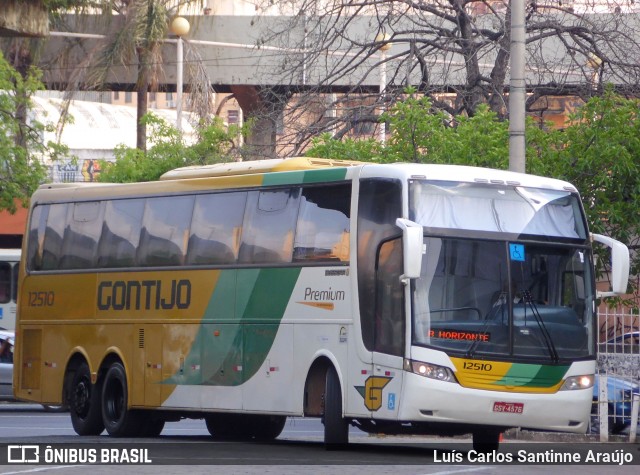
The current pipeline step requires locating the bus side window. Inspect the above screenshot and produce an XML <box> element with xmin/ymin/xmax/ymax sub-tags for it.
<box><xmin>97</xmin><ymin>199</ymin><xmax>145</xmax><ymax>268</ymax></box>
<box><xmin>0</xmin><ymin>262</ymin><xmax>11</xmax><ymax>304</ymax></box>
<box><xmin>41</xmin><ymin>204</ymin><xmax>69</xmax><ymax>271</ymax></box>
<box><xmin>27</xmin><ymin>205</ymin><xmax>49</xmax><ymax>271</ymax></box>
<box><xmin>293</xmin><ymin>184</ymin><xmax>351</xmax><ymax>262</ymax></box>
<box><xmin>186</xmin><ymin>192</ymin><xmax>247</xmax><ymax>266</ymax></box>
<box><xmin>59</xmin><ymin>201</ymin><xmax>104</xmax><ymax>269</ymax></box>
<box><xmin>138</xmin><ymin>196</ymin><xmax>194</xmax><ymax>267</ymax></box>
<box><xmin>11</xmin><ymin>263</ymin><xmax>18</xmax><ymax>302</ymax></box>
<box><xmin>239</xmin><ymin>188</ymin><xmax>301</xmax><ymax>264</ymax></box>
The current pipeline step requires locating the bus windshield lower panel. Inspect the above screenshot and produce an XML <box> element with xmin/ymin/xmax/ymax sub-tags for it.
<box><xmin>412</xmin><ymin>237</ymin><xmax>595</xmax><ymax>361</ymax></box>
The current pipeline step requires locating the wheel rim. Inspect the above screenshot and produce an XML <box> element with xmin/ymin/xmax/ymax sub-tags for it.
<box><xmin>73</xmin><ymin>377</ymin><xmax>91</xmax><ymax>419</ymax></box>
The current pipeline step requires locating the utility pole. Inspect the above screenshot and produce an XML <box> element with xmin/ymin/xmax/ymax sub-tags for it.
<box><xmin>509</xmin><ymin>0</ymin><xmax>526</xmax><ymax>173</ymax></box>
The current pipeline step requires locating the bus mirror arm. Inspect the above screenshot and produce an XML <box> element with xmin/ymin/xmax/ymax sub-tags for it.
<box><xmin>591</xmin><ymin>233</ymin><xmax>630</xmax><ymax>298</ymax></box>
<box><xmin>396</xmin><ymin>218</ymin><xmax>424</xmax><ymax>284</ymax></box>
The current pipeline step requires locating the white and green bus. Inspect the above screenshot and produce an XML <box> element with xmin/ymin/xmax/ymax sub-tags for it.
<box><xmin>0</xmin><ymin>248</ymin><xmax>20</xmax><ymax>331</ymax></box>
<box><xmin>14</xmin><ymin>157</ymin><xmax>629</xmax><ymax>449</ymax></box>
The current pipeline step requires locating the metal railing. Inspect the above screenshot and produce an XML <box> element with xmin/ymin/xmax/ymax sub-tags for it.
<box><xmin>594</xmin><ymin>308</ymin><xmax>640</xmax><ymax>441</ymax></box>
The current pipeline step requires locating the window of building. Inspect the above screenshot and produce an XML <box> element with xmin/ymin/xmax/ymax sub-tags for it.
<box><xmin>228</xmin><ymin>110</ymin><xmax>239</xmax><ymax>125</ymax></box>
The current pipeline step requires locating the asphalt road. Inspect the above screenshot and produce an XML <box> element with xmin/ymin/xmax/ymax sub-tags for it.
<box><xmin>0</xmin><ymin>402</ymin><xmax>638</xmax><ymax>474</ymax></box>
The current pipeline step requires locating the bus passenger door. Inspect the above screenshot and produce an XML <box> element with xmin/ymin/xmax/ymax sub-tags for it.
<box><xmin>370</xmin><ymin>238</ymin><xmax>405</xmax><ymax>419</ymax></box>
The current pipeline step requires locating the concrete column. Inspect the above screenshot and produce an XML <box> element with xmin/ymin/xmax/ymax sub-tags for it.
<box><xmin>230</xmin><ymin>85</ymin><xmax>290</xmax><ymax>160</ymax></box>
<box><xmin>0</xmin><ymin>0</ymin><xmax>48</xmax><ymax>37</ymax></box>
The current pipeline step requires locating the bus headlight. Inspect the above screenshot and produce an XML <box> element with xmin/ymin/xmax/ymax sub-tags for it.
<box><xmin>404</xmin><ymin>359</ymin><xmax>456</xmax><ymax>383</ymax></box>
<box><xmin>561</xmin><ymin>374</ymin><xmax>594</xmax><ymax>391</ymax></box>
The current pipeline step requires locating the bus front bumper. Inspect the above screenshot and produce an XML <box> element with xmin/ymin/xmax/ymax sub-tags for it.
<box><xmin>398</xmin><ymin>372</ymin><xmax>592</xmax><ymax>433</ymax></box>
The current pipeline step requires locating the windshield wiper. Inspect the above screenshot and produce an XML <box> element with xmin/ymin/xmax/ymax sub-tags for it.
<box><xmin>521</xmin><ymin>290</ymin><xmax>559</xmax><ymax>362</ymax></box>
<box><xmin>466</xmin><ymin>292</ymin><xmax>506</xmax><ymax>358</ymax></box>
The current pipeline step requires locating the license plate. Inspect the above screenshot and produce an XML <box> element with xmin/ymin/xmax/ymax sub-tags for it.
<box><xmin>493</xmin><ymin>401</ymin><xmax>524</xmax><ymax>414</ymax></box>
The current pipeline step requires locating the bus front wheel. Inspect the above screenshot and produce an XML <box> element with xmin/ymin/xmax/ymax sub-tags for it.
<box><xmin>323</xmin><ymin>366</ymin><xmax>348</xmax><ymax>449</ymax></box>
<box><xmin>472</xmin><ymin>428</ymin><xmax>501</xmax><ymax>453</ymax></box>
<box><xmin>69</xmin><ymin>362</ymin><xmax>104</xmax><ymax>435</ymax></box>
<box><xmin>101</xmin><ymin>362</ymin><xmax>142</xmax><ymax>437</ymax></box>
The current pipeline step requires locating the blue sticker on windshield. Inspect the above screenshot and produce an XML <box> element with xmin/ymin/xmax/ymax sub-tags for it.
<box><xmin>509</xmin><ymin>244</ymin><xmax>525</xmax><ymax>261</ymax></box>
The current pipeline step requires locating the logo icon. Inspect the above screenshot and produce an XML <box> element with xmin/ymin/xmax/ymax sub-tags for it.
<box><xmin>355</xmin><ymin>376</ymin><xmax>392</xmax><ymax>411</ymax></box>
<box><xmin>8</xmin><ymin>445</ymin><xmax>40</xmax><ymax>464</ymax></box>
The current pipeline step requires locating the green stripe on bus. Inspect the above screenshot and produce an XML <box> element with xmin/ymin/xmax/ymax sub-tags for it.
<box><xmin>262</xmin><ymin>168</ymin><xmax>348</xmax><ymax>186</ymax></box>
<box><xmin>303</xmin><ymin>168</ymin><xmax>349</xmax><ymax>183</ymax></box>
<box><xmin>165</xmin><ymin>267</ymin><xmax>301</xmax><ymax>387</ymax></box>
<box><xmin>495</xmin><ymin>363</ymin><xmax>569</xmax><ymax>388</ymax></box>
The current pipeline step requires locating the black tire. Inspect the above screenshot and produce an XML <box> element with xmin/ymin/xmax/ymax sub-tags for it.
<box><xmin>101</xmin><ymin>362</ymin><xmax>142</xmax><ymax>437</ymax></box>
<box><xmin>205</xmin><ymin>413</ymin><xmax>256</xmax><ymax>440</ymax></box>
<box><xmin>323</xmin><ymin>366</ymin><xmax>348</xmax><ymax>449</ymax></box>
<box><xmin>472</xmin><ymin>428</ymin><xmax>501</xmax><ymax>453</ymax></box>
<box><xmin>69</xmin><ymin>362</ymin><xmax>104</xmax><ymax>436</ymax></box>
<box><xmin>250</xmin><ymin>415</ymin><xmax>287</xmax><ymax>440</ymax></box>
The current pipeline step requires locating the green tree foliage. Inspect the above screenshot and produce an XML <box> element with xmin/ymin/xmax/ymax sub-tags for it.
<box><xmin>543</xmin><ymin>89</ymin><xmax>640</xmax><ymax>285</ymax></box>
<box><xmin>0</xmin><ymin>51</ymin><xmax>66</xmax><ymax>212</ymax></box>
<box><xmin>307</xmin><ymin>87</ymin><xmax>639</xmax><ymax>294</ymax></box>
<box><xmin>309</xmin><ymin>88</ymin><xmax>537</xmax><ymax>170</ymax></box>
<box><xmin>98</xmin><ymin>113</ymin><xmax>244</xmax><ymax>183</ymax></box>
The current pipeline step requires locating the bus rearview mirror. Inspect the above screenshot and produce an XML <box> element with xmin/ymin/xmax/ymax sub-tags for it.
<box><xmin>396</xmin><ymin>218</ymin><xmax>423</xmax><ymax>283</ymax></box>
<box><xmin>591</xmin><ymin>233</ymin><xmax>630</xmax><ymax>297</ymax></box>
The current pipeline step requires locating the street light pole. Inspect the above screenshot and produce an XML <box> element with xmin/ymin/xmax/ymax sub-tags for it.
<box><xmin>171</xmin><ymin>16</ymin><xmax>190</xmax><ymax>132</ymax></box>
<box><xmin>508</xmin><ymin>0</ymin><xmax>526</xmax><ymax>173</ymax></box>
<box><xmin>376</xmin><ymin>33</ymin><xmax>392</xmax><ymax>144</ymax></box>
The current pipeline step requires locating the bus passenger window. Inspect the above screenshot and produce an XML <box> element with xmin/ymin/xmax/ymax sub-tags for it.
<box><xmin>97</xmin><ymin>199</ymin><xmax>145</xmax><ymax>268</ymax></box>
<box><xmin>11</xmin><ymin>264</ymin><xmax>18</xmax><ymax>302</ymax></box>
<box><xmin>0</xmin><ymin>263</ymin><xmax>11</xmax><ymax>303</ymax></box>
<box><xmin>239</xmin><ymin>189</ymin><xmax>301</xmax><ymax>264</ymax></box>
<box><xmin>60</xmin><ymin>201</ymin><xmax>104</xmax><ymax>269</ymax></box>
<box><xmin>27</xmin><ymin>205</ymin><xmax>48</xmax><ymax>271</ymax></box>
<box><xmin>41</xmin><ymin>204</ymin><xmax>69</xmax><ymax>270</ymax></box>
<box><xmin>186</xmin><ymin>192</ymin><xmax>247</xmax><ymax>265</ymax></box>
<box><xmin>293</xmin><ymin>184</ymin><xmax>351</xmax><ymax>262</ymax></box>
<box><xmin>138</xmin><ymin>196</ymin><xmax>194</xmax><ymax>267</ymax></box>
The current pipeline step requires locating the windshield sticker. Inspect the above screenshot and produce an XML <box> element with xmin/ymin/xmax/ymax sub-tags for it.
<box><xmin>509</xmin><ymin>243</ymin><xmax>525</xmax><ymax>262</ymax></box>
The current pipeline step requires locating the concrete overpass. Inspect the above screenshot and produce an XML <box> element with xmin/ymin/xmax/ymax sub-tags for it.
<box><xmin>4</xmin><ymin>9</ymin><xmax>640</xmax><ymax>157</ymax></box>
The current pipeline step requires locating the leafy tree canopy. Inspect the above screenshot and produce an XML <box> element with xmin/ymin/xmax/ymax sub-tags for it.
<box><xmin>97</xmin><ymin>113</ymin><xmax>245</xmax><ymax>183</ymax></box>
<box><xmin>0</xmin><ymin>51</ymin><xmax>67</xmax><ymax>212</ymax></box>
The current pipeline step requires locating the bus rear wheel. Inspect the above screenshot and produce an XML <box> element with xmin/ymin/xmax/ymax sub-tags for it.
<box><xmin>205</xmin><ymin>413</ymin><xmax>249</xmax><ymax>439</ymax></box>
<box><xmin>69</xmin><ymin>362</ymin><xmax>104</xmax><ymax>435</ymax></box>
<box><xmin>251</xmin><ymin>415</ymin><xmax>287</xmax><ymax>440</ymax></box>
<box><xmin>101</xmin><ymin>362</ymin><xmax>142</xmax><ymax>437</ymax></box>
<box><xmin>323</xmin><ymin>366</ymin><xmax>348</xmax><ymax>450</ymax></box>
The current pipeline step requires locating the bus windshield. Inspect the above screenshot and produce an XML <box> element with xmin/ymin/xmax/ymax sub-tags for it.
<box><xmin>409</xmin><ymin>181</ymin><xmax>595</xmax><ymax>361</ymax></box>
<box><xmin>409</xmin><ymin>180</ymin><xmax>587</xmax><ymax>239</ymax></box>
